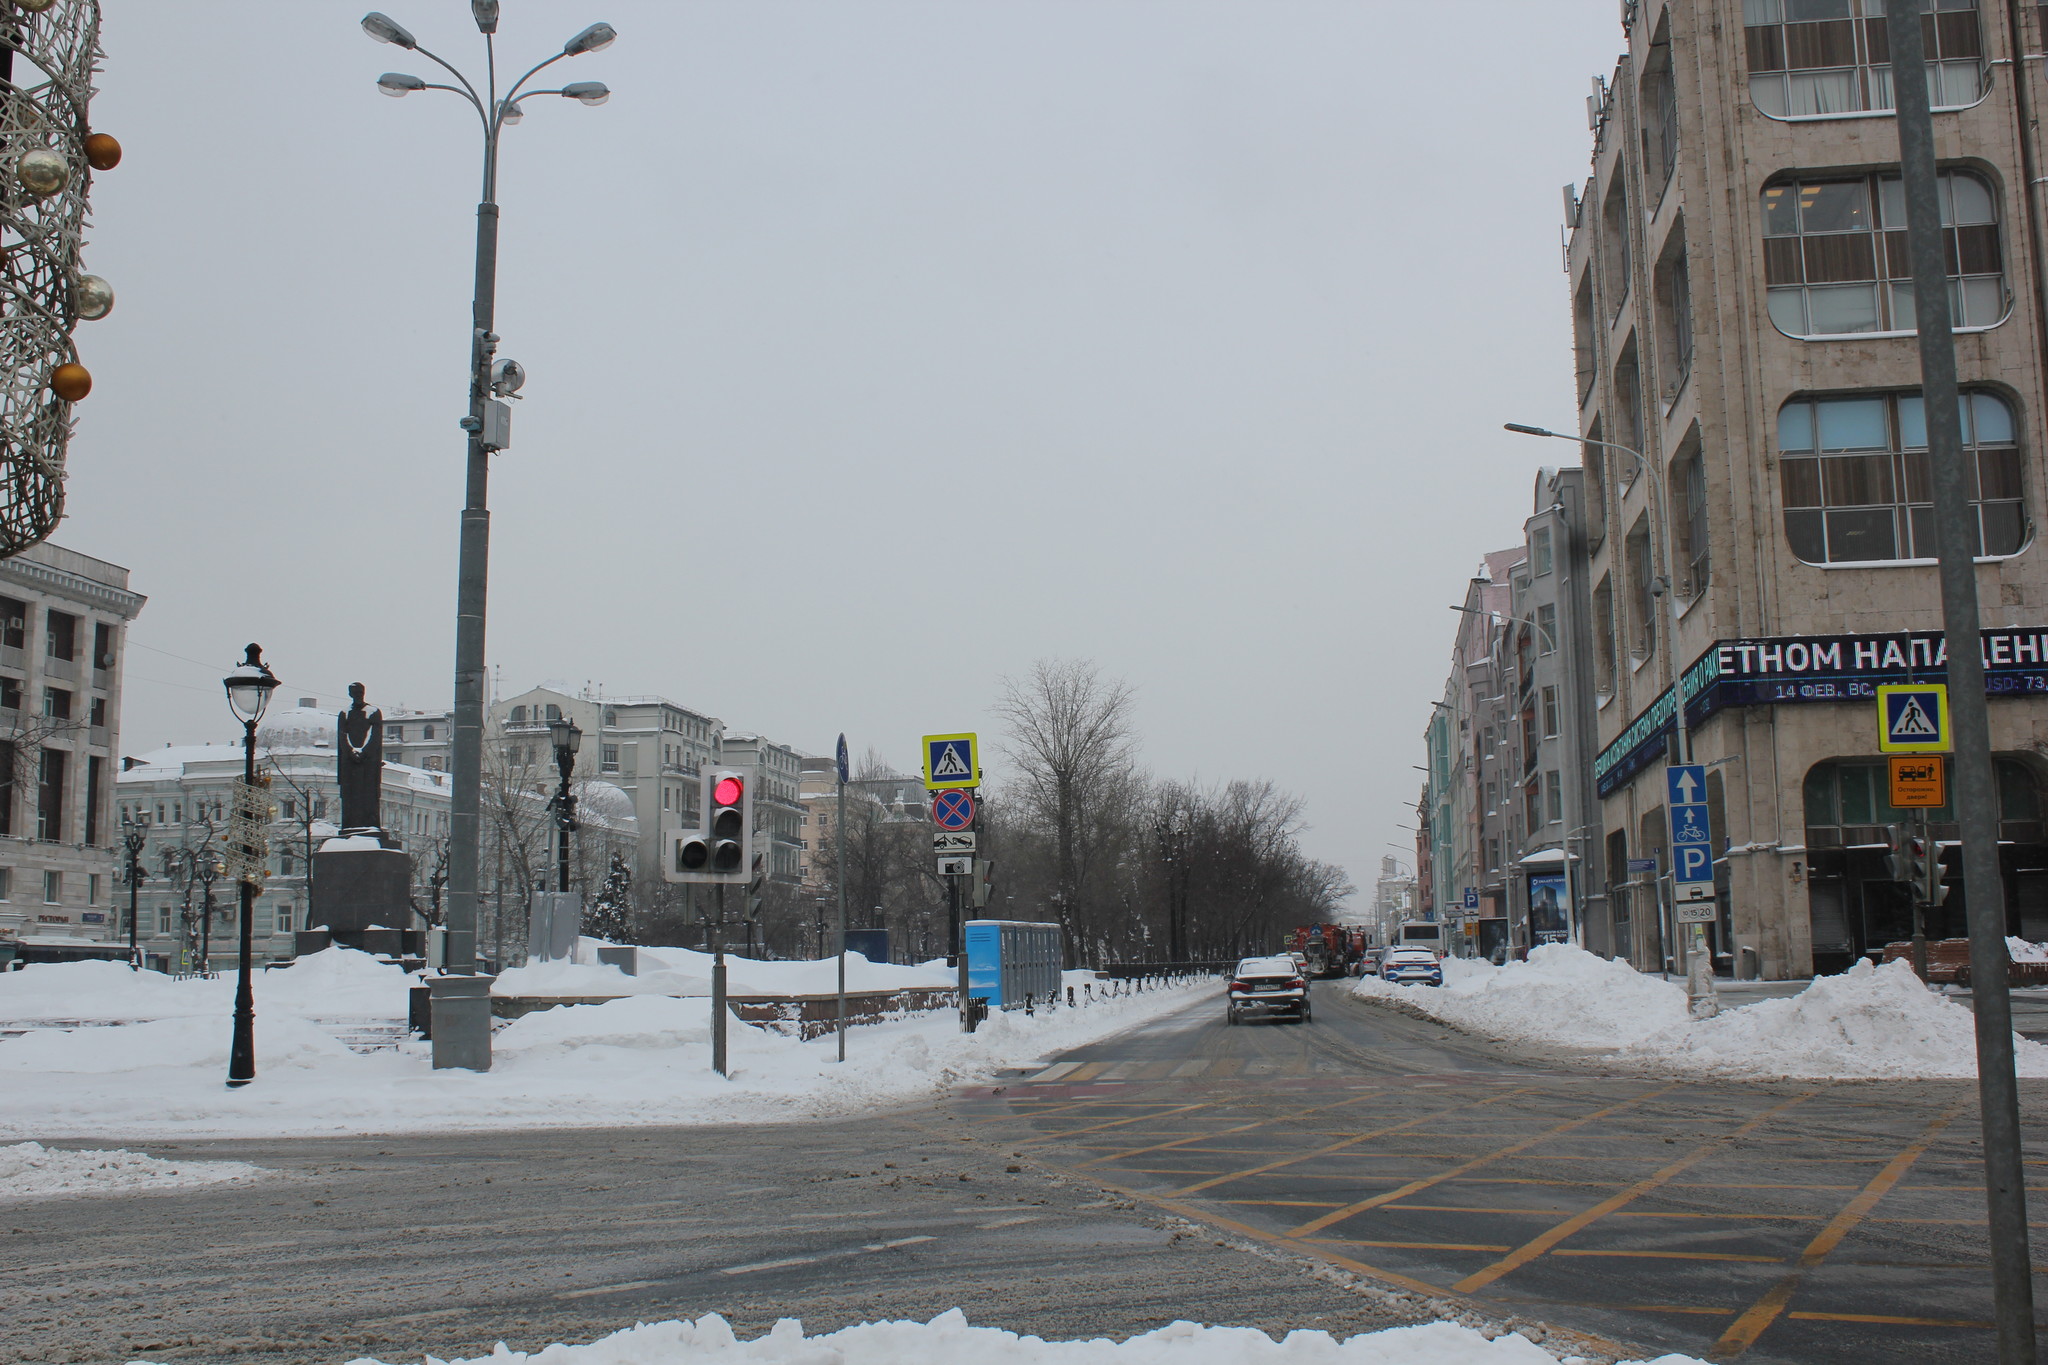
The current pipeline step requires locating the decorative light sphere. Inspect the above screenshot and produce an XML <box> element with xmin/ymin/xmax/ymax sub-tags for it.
<box><xmin>50</xmin><ymin>363</ymin><xmax>90</xmax><ymax>402</ymax></box>
<box><xmin>83</xmin><ymin>133</ymin><xmax>120</xmax><ymax>170</ymax></box>
<box><xmin>15</xmin><ymin>149</ymin><xmax>68</xmax><ymax>197</ymax></box>
<box><xmin>71</xmin><ymin>275</ymin><xmax>112</xmax><ymax>321</ymax></box>
<box><xmin>13</xmin><ymin>0</ymin><xmax>58</xmax><ymax>12</ymax></box>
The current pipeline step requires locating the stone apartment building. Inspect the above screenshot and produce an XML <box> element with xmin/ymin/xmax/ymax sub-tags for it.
<box><xmin>0</xmin><ymin>542</ymin><xmax>144</xmax><ymax>964</ymax></box>
<box><xmin>116</xmin><ymin>702</ymin><xmax>454</xmax><ymax>972</ymax></box>
<box><xmin>1564</xmin><ymin>0</ymin><xmax>2048</xmax><ymax>978</ymax></box>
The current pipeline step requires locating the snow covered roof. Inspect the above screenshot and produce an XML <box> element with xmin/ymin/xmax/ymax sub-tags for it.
<box><xmin>1518</xmin><ymin>848</ymin><xmax>1567</xmax><ymax>866</ymax></box>
<box><xmin>118</xmin><ymin>742</ymin><xmax>451</xmax><ymax>791</ymax></box>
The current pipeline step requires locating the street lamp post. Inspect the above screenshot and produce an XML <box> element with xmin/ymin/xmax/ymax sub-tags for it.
<box><xmin>121</xmin><ymin>813</ymin><xmax>148</xmax><ymax>970</ymax></box>
<box><xmin>1505</xmin><ymin>423</ymin><xmax>1716</xmax><ymax>1014</ymax></box>
<box><xmin>197</xmin><ymin>850</ymin><xmax>220</xmax><ymax>973</ymax></box>
<box><xmin>223</xmin><ymin>643</ymin><xmax>279</xmax><ymax>1088</ymax></box>
<box><xmin>548</xmin><ymin>716</ymin><xmax>581</xmax><ymax>894</ymax></box>
<box><xmin>360</xmin><ymin>5</ymin><xmax>614</xmax><ymax>1070</ymax></box>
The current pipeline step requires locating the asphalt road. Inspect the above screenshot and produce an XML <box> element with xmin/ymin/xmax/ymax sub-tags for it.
<box><xmin>956</xmin><ymin>978</ymin><xmax>2048</xmax><ymax>1365</ymax></box>
<box><xmin>3</xmin><ymin>1038</ymin><xmax>1425</xmax><ymax>1364</ymax></box>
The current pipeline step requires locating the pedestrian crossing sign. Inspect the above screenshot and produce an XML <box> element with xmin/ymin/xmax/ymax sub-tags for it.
<box><xmin>923</xmin><ymin>732</ymin><xmax>979</xmax><ymax>790</ymax></box>
<box><xmin>1877</xmin><ymin>683</ymin><xmax>1950</xmax><ymax>754</ymax></box>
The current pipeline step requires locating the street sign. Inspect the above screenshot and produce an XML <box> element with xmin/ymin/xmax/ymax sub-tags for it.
<box><xmin>937</xmin><ymin>855</ymin><xmax>973</xmax><ymax>876</ymax></box>
<box><xmin>1889</xmin><ymin>754</ymin><xmax>1947</xmax><ymax>808</ymax></box>
<box><xmin>1665</xmin><ymin>764</ymin><xmax>1715</xmax><ymax>892</ymax></box>
<box><xmin>930</xmin><ymin>788</ymin><xmax>976</xmax><ymax>831</ymax></box>
<box><xmin>934</xmin><ymin>831</ymin><xmax>976</xmax><ymax>855</ymax></box>
<box><xmin>1462</xmin><ymin>887</ymin><xmax>1478</xmax><ymax>910</ymax></box>
<box><xmin>1627</xmin><ymin>858</ymin><xmax>1658</xmax><ymax>873</ymax></box>
<box><xmin>1877</xmin><ymin>683</ymin><xmax>1950</xmax><ymax>753</ymax></box>
<box><xmin>1676</xmin><ymin>899</ymin><xmax>1718</xmax><ymax>923</ymax></box>
<box><xmin>835</xmin><ymin>732</ymin><xmax>849</xmax><ymax>784</ymax></box>
<box><xmin>923</xmin><ymin>733</ymin><xmax>978</xmax><ymax>790</ymax></box>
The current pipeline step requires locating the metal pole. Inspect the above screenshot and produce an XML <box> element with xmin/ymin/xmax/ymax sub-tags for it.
<box><xmin>835</xmin><ymin>761</ymin><xmax>847</xmax><ymax>1062</ymax></box>
<box><xmin>711</xmin><ymin>882</ymin><xmax>727</xmax><ymax>1076</ymax></box>
<box><xmin>1888</xmin><ymin>8</ymin><xmax>2034</xmax><ymax>1355</ymax></box>
<box><xmin>227</xmin><ymin>719</ymin><xmax>257</xmax><ymax>1087</ymax></box>
<box><xmin>125</xmin><ymin>834</ymin><xmax>141</xmax><ymax>971</ymax></box>
<box><xmin>1912</xmin><ymin>806</ymin><xmax>1931</xmax><ymax>983</ymax></box>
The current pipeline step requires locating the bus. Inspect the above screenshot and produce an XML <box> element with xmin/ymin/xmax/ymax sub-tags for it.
<box><xmin>1396</xmin><ymin>921</ymin><xmax>1445</xmax><ymax>958</ymax></box>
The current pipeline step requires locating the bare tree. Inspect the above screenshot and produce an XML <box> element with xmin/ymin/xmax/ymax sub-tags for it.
<box><xmin>995</xmin><ymin>658</ymin><xmax>1140</xmax><ymax>962</ymax></box>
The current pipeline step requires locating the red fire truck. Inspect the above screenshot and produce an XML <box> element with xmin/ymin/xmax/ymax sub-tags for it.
<box><xmin>1290</xmin><ymin>924</ymin><xmax>1361</xmax><ymax>979</ymax></box>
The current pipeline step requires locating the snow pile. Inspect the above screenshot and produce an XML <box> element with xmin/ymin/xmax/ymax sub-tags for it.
<box><xmin>1624</xmin><ymin>956</ymin><xmax>2048</xmax><ymax>1080</ymax></box>
<box><xmin>0</xmin><ymin>1140</ymin><xmax>262</xmax><ymax>1200</ymax></box>
<box><xmin>1354</xmin><ymin>943</ymin><xmax>1689</xmax><ymax>1049</ymax></box>
<box><xmin>1355</xmin><ymin>945</ymin><xmax>2048</xmax><ymax>1080</ymax></box>
<box><xmin>0</xmin><ymin>959</ymin><xmax>1207</xmax><ymax>1140</ymax></box>
<box><xmin>2007</xmin><ymin>937</ymin><xmax>2048</xmax><ymax>963</ymax></box>
<box><xmin>0</xmin><ymin>947</ymin><xmax>411</xmax><ymax>1026</ymax></box>
<box><xmin>300</xmin><ymin>1309</ymin><xmax>1707</xmax><ymax>1365</ymax></box>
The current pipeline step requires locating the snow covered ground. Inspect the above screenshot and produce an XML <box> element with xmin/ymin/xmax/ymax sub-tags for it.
<box><xmin>0</xmin><ymin>949</ymin><xmax>1206</xmax><ymax>1141</ymax></box>
<box><xmin>493</xmin><ymin>946</ymin><xmax>957</xmax><ymax>999</ymax></box>
<box><xmin>223</xmin><ymin>1309</ymin><xmax>1705</xmax><ymax>1365</ymax></box>
<box><xmin>0</xmin><ymin>1140</ymin><xmax>262</xmax><ymax>1200</ymax></box>
<box><xmin>1354</xmin><ymin>943</ymin><xmax>2048</xmax><ymax>1080</ymax></box>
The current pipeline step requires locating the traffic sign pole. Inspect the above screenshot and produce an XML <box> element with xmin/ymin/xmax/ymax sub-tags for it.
<box><xmin>1891</xmin><ymin>7</ymin><xmax>2035</xmax><ymax>1356</ymax></box>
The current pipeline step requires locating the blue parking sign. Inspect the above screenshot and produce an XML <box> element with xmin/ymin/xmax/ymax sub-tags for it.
<box><xmin>1665</xmin><ymin>764</ymin><xmax>1714</xmax><ymax>886</ymax></box>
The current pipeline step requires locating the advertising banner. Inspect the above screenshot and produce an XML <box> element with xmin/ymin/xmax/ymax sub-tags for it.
<box><xmin>1528</xmin><ymin>871</ymin><xmax>1568</xmax><ymax>943</ymax></box>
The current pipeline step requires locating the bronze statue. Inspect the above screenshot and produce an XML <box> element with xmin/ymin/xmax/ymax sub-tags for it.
<box><xmin>337</xmin><ymin>682</ymin><xmax>385</xmax><ymax>835</ymax></box>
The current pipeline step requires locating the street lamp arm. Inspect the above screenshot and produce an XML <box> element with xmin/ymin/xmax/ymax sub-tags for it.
<box><xmin>500</xmin><ymin>49</ymin><xmax>570</xmax><ymax>112</ymax></box>
<box><xmin>409</xmin><ymin>43</ymin><xmax>488</xmax><ymax>121</ymax></box>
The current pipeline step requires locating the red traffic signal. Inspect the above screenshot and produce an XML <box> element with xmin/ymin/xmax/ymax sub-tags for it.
<box><xmin>713</xmin><ymin>775</ymin><xmax>743</xmax><ymax>808</ymax></box>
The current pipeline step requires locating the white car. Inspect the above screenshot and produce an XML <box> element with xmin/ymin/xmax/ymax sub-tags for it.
<box><xmin>1380</xmin><ymin>947</ymin><xmax>1444</xmax><ymax>987</ymax></box>
<box><xmin>1227</xmin><ymin>955</ymin><xmax>1310</xmax><ymax>1024</ymax></box>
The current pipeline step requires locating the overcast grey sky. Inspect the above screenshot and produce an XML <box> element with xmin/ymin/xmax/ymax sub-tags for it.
<box><xmin>69</xmin><ymin>1</ymin><xmax>1619</xmax><ymax>899</ymax></box>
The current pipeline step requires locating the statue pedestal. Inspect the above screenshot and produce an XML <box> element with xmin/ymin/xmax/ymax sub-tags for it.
<box><xmin>309</xmin><ymin>839</ymin><xmax>416</xmax><ymax>956</ymax></box>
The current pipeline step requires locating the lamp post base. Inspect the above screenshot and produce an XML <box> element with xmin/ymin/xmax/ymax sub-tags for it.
<box><xmin>429</xmin><ymin>973</ymin><xmax>496</xmax><ymax>1071</ymax></box>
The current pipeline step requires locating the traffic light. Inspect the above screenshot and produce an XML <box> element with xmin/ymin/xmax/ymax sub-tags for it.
<box><xmin>1927</xmin><ymin>843</ymin><xmax>1952</xmax><ymax>906</ymax></box>
<box><xmin>664</xmin><ymin>768</ymin><xmax>753</xmax><ymax>884</ymax></box>
<box><xmin>1884</xmin><ymin>825</ymin><xmax>1920</xmax><ymax>884</ymax></box>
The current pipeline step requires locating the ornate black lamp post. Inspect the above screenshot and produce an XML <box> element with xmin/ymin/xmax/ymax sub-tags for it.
<box><xmin>120</xmin><ymin>811</ymin><xmax>148</xmax><ymax>970</ymax></box>
<box><xmin>223</xmin><ymin>643</ymin><xmax>279</xmax><ymax>1088</ymax></box>
<box><xmin>196</xmin><ymin>848</ymin><xmax>220</xmax><ymax>971</ymax></box>
<box><xmin>547</xmin><ymin>716</ymin><xmax>580</xmax><ymax>894</ymax></box>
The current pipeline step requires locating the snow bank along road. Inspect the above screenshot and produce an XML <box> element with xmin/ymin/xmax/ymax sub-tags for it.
<box><xmin>959</xmin><ymin>977</ymin><xmax>2048</xmax><ymax>1365</ymax></box>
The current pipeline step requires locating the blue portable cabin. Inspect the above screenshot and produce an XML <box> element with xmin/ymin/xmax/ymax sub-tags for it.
<box><xmin>963</xmin><ymin>919</ymin><xmax>1063</xmax><ymax>1009</ymax></box>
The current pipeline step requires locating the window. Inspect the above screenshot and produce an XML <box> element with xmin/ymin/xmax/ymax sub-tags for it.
<box><xmin>1627</xmin><ymin>517</ymin><xmax>1656</xmax><ymax>657</ymax></box>
<box><xmin>1672</xmin><ymin>429</ymin><xmax>1711</xmax><ymax>593</ymax></box>
<box><xmin>1545</xmin><ymin>771</ymin><xmax>1564</xmax><ymax>825</ymax></box>
<box><xmin>1574</xmin><ymin>274</ymin><xmax>1597</xmax><ymax>404</ymax></box>
<box><xmin>43</xmin><ymin>610</ymin><xmax>73</xmax><ymax>662</ymax></box>
<box><xmin>604</xmin><ymin>708</ymin><xmax>618</xmax><ymax>726</ymax></box>
<box><xmin>1593</xmin><ymin>574</ymin><xmax>1617</xmax><ymax>695</ymax></box>
<box><xmin>281</xmin><ymin>850</ymin><xmax>295</xmax><ymax>876</ymax></box>
<box><xmin>156</xmin><ymin>905</ymin><xmax>171</xmax><ymax>934</ymax></box>
<box><xmin>1804</xmin><ymin>757</ymin><xmax>2040</xmax><ymax>841</ymax></box>
<box><xmin>1764</xmin><ymin>171</ymin><xmax>2002</xmax><ymax>336</ymax></box>
<box><xmin>88</xmin><ymin>872</ymin><xmax>99</xmax><ymax>904</ymax></box>
<box><xmin>1656</xmin><ymin>234</ymin><xmax>1694</xmax><ymax>393</ymax></box>
<box><xmin>84</xmin><ymin>755</ymin><xmax>101</xmax><ymax>845</ymax></box>
<box><xmin>545</xmin><ymin>704</ymin><xmax>562</xmax><ymax>721</ymax></box>
<box><xmin>0</xmin><ymin>868</ymin><xmax>10</xmax><ymax>901</ymax></box>
<box><xmin>282</xmin><ymin>797</ymin><xmax>296</xmax><ymax>819</ymax></box>
<box><xmin>387</xmin><ymin>725</ymin><xmax>404</xmax><ymax>743</ymax></box>
<box><xmin>1601</xmin><ymin>179</ymin><xmax>1631</xmax><ymax>318</ymax></box>
<box><xmin>423</xmin><ymin>725</ymin><xmax>435</xmax><ymax>740</ymax></box>
<box><xmin>510</xmin><ymin>705</ymin><xmax>527</xmax><ymax>724</ymax></box>
<box><xmin>1614</xmin><ymin>340</ymin><xmax>1643</xmax><ymax>472</ymax></box>
<box><xmin>278</xmin><ymin>903</ymin><xmax>295</xmax><ymax>934</ymax></box>
<box><xmin>36</xmin><ymin>749</ymin><xmax>62</xmax><ymax>841</ymax></box>
<box><xmin>1744</xmin><ymin>0</ymin><xmax>1984</xmax><ymax>119</ymax></box>
<box><xmin>41</xmin><ymin>687</ymin><xmax>69</xmax><ymax>720</ymax></box>
<box><xmin>0</xmin><ymin>598</ymin><xmax>24</xmax><ymax>651</ymax></box>
<box><xmin>92</xmin><ymin>622</ymin><xmax>113</xmax><ymax>671</ymax></box>
<box><xmin>601</xmin><ymin>744</ymin><xmax>620</xmax><ymax>773</ymax></box>
<box><xmin>1542</xmin><ymin>685</ymin><xmax>1561</xmax><ymax>738</ymax></box>
<box><xmin>1532</xmin><ymin>527</ymin><xmax>1553</xmax><ymax>576</ymax></box>
<box><xmin>1641</xmin><ymin>29</ymin><xmax>1679</xmax><ymax>199</ymax></box>
<box><xmin>42</xmin><ymin>869</ymin><xmax>59</xmax><ymax>903</ymax></box>
<box><xmin>88</xmin><ymin>695</ymin><xmax>105</xmax><ymax>729</ymax></box>
<box><xmin>1779</xmin><ymin>390</ymin><xmax>2027</xmax><ymax>562</ymax></box>
<box><xmin>1536</xmin><ymin>604</ymin><xmax>1558</xmax><ymax>656</ymax></box>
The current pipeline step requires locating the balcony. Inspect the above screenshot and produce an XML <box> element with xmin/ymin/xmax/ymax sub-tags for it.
<box><xmin>42</xmin><ymin>656</ymin><xmax>75</xmax><ymax>682</ymax></box>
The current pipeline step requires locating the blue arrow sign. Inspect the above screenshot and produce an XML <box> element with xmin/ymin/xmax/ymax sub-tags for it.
<box><xmin>1665</xmin><ymin>764</ymin><xmax>1714</xmax><ymax>885</ymax></box>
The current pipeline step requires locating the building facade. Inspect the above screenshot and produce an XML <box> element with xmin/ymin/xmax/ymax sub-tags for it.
<box><xmin>1566</xmin><ymin>0</ymin><xmax>2048</xmax><ymax>978</ymax></box>
<box><xmin>0</xmin><ymin>543</ymin><xmax>144</xmax><ymax>963</ymax></box>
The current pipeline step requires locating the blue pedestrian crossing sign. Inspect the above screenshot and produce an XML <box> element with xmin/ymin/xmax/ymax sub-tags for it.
<box><xmin>922</xmin><ymin>732</ymin><xmax>979</xmax><ymax>790</ymax></box>
<box><xmin>1876</xmin><ymin>683</ymin><xmax>1950</xmax><ymax>754</ymax></box>
<box><xmin>1665</xmin><ymin>764</ymin><xmax>1715</xmax><ymax>895</ymax></box>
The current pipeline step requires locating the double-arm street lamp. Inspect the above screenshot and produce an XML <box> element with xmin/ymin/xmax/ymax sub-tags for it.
<box><xmin>120</xmin><ymin>812</ymin><xmax>149</xmax><ymax>970</ymax></box>
<box><xmin>223</xmin><ymin>644</ymin><xmax>280</xmax><ymax>1089</ymax></box>
<box><xmin>1505</xmin><ymin>422</ymin><xmax>1713</xmax><ymax>1011</ymax></box>
<box><xmin>548</xmin><ymin>716</ymin><xmax>581</xmax><ymax>894</ymax></box>
<box><xmin>360</xmin><ymin>5</ymin><xmax>614</xmax><ymax>1070</ymax></box>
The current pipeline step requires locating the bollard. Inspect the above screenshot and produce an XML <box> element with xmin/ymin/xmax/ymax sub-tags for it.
<box><xmin>1066</xmin><ymin>985</ymin><xmax>1076</xmax><ymax>1007</ymax></box>
<box><xmin>1084</xmin><ymin>982</ymin><xmax>1093</xmax><ymax>1002</ymax></box>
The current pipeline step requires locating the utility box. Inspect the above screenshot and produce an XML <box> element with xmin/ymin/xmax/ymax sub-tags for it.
<box><xmin>595</xmin><ymin>945</ymin><xmax>638</xmax><ymax>976</ymax></box>
<box><xmin>843</xmin><ymin>927</ymin><xmax>889</xmax><ymax>964</ymax></box>
<box><xmin>964</xmin><ymin>920</ymin><xmax>1062</xmax><ymax>1010</ymax></box>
